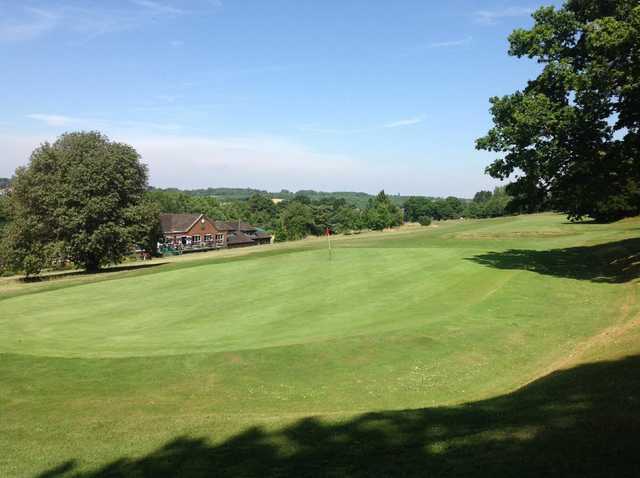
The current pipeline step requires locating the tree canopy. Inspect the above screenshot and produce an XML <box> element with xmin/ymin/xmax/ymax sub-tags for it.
<box><xmin>476</xmin><ymin>0</ymin><xmax>640</xmax><ymax>221</ymax></box>
<box><xmin>403</xmin><ymin>189</ymin><xmax>511</xmax><ymax>222</ymax></box>
<box><xmin>1</xmin><ymin>132</ymin><xmax>157</xmax><ymax>275</ymax></box>
<box><xmin>364</xmin><ymin>191</ymin><xmax>404</xmax><ymax>231</ymax></box>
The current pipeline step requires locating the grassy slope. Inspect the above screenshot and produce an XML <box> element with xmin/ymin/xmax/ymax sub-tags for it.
<box><xmin>1</xmin><ymin>213</ymin><xmax>639</xmax><ymax>477</ymax></box>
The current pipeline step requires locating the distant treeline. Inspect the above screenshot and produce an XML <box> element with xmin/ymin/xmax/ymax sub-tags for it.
<box><xmin>145</xmin><ymin>185</ymin><xmax>516</xmax><ymax>241</ymax></box>
<box><xmin>404</xmin><ymin>187</ymin><xmax>513</xmax><ymax>222</ymax></box>
<box><xmin>0</xmin><ymin>175</ymin><xmax>518</xmax><ymax>245</ymax></box>
<box><xmin>0</xmin><ymin>177</ymin><xmax>9</xmax><ymax>189</ymax></box>
<box><xmin>149</xmin><ymin>186</ymin><xmax>413</xmax><ymax>208</ymax></box>
<box><xmin>147</xmin><ymin>189</ymin><xmax>404</xmax><ymax>241</ymax></box>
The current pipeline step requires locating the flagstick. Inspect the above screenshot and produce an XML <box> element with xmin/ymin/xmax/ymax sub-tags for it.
<box><xmin>327</xmin><ymin>228</ymin><xmax>332</xmax><ymax>261</ymax></box>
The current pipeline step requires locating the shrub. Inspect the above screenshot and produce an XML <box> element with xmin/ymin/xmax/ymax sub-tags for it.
<box><xmin>418</xmin><ymin>216</ymin><xmax>432</xmax><ymax>226</ymax></box>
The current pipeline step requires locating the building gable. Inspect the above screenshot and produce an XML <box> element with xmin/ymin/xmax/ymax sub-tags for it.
<box><xmin>185</xmin><ymin>216</ymin><xmax>222</xmax><ymax>237</ymax></box>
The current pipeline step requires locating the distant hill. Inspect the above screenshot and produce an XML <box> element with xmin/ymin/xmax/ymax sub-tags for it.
<box><xmin>149</xmin><ymin>187</ymin><xmax>269</xmax><ymax>202</ymax></box>
<box><xmin>148</xmin><ymin>186</ymin><xmax>432</xmax><ymax>207</ymax></box>
<box><xmin>275</xmin><ymin>190</ymin><xmax>408</xmax><ymax>208</ymax></box>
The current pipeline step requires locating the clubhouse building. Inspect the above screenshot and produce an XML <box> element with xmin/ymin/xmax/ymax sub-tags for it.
<box><xmin>159</xmin><ymin>213</ymin><xmax>272</xmax><ymax>252</ymax></box>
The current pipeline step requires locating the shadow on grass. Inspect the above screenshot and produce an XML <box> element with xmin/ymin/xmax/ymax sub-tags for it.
<box><xmin>18</xmin><ymin>262</ymin><xmax>166</xmax><ymax>283</ymax></box>
<box><xmin>37</xmin><ymin>355</ymin><xmax>640</xmax><ymax>477</ymax></box>
<box><xmin>468</xmin><ymin>238</ymin><xmax>640</xmax><ymax>283</ymax></box>
<box><xmin>561</xmin><ymin>219</ymin><xmax>603</xmax><ymax>225</ymax></box>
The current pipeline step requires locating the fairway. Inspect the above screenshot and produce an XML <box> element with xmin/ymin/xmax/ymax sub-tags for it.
<box><xmin>2</xmin><ymin>213</ymin><xmax>640</xmax><ymax>477</ymax></box>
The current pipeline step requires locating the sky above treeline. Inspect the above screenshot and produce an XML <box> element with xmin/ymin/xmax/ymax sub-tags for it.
<box><xmin>0</xmin><ymin>0</ymin><xmax>561</xmax><ymax>197</ymax></box>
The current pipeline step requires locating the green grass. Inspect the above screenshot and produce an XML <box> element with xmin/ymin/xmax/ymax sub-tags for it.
<box><xmin>1</xmin><ymin>213</ymin><xmax>639</xmax><ymax>477</ymax></box>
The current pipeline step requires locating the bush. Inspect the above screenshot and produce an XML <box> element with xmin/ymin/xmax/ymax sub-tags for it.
<box><xmin>418</xmin><ymin>216</ymin><xmax>432</xmax><ymax>226</ymax></box>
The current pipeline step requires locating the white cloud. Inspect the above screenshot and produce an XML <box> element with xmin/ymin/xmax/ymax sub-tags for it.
<box><xmin>26</xmin><ymin>113</ymin><xmax>182</xmax><ymax>132</ymax></box>
<box><xmin>130</xmin><ymin>0</ymin><xmax>185</xmax><ymax>15</ymax></box>
<box><xmin>123</xmin><ymin>120</ymin><xmax>182</xmax><ymax>131</ymax></box>
<box><xmin>130</xmin><ymin>0</ymin><xmax>223</xmax><ymax>16</ymax></box>
<box><xmin>300</xmin><ymin>115</ymin><xmax>425</xmax><ymax>134</ymax></box>
<box><xmin>0</xmin><ymin>131</ymin><xmax>501</xmax><ymax>196</ymax></box>
<box><xmin>26</xmin><ymin>114</ymin><xmax>76</xmax><ymax>127</ymax></box>
<box><xmin>428</xmin><ymin>36</ymin><xmax>472</xmax><ymax>49</ymax></box>
<box><xmin>0</xmin><ymin>5</ymin><xmax>136</xmax><ymax>42</ymax></box>
<box><xmin>383</xmin><ymin>116</ymin><xmax>425</xmax><ymax>129</ymax></box>
<box><xmin>0</xmin><ymin>2</ymin><xmax>220</xmax><ymax>42</ymax></box>
<box><xmin>474</xmin><ymin>7</ymin><xmax>535</xmax><ymax>25</ymax></box>
<box><xmin>130</xmin><ymin>135</ymin><xmax>358</xmax><ymax>189</ymax></box>
<box><xmin>401</xmin><ymin>36</ymin><xmax>472</xmax><ymax>57</ymax></box>
<box><xmin>296</xmin><ymin>125</ymin><xmax>369</xmax><ymax>135</ymax></box>
<box><xmin>0</xmin><ymin>7</ymin><xmax>59</xmax><ymax>42</ymax></box>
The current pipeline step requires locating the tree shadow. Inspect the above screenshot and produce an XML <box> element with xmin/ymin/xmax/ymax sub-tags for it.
<box><xmin>37</xmin><ymin>355</ymin><xmax>640</xmax><ymax>477</ymax></box>
<box><xmin>17</xmin><ymin>262</ymin><xmax>166</xmax><ymax>283</ymax></box>
<box><xmin>468</xmin><ymin>238</ymin><xmax>640</xmax><ymax>283</ymax></box>
<box><xmin>561</xmin><ymin>219</ymin><xmax>602</xmax><ymax>225</ymax></box>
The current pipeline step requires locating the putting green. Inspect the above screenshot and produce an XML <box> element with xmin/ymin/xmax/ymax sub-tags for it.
<box><xmin>0</xmin><ymin>247</ymin><xmax>532</xmax><ymax>357</ymax></box>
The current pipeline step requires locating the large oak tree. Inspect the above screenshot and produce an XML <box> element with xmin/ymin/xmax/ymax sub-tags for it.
<box><xmin>2</xmin><ymin>131</ymin><xmax>158</xmax><ymax>275</ymax></box>
<box><xmin>477</xmin><ymin>0</ymin><xmax>640</xmax><ymax>221</ymax></box>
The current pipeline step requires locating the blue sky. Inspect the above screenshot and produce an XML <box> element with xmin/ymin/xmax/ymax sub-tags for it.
<box><xmin>0</xmin><ymin>0</ymin><xmax>559</xmax><ymax>196</ymax></box>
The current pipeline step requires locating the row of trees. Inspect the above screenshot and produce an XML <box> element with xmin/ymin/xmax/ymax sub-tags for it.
<box><xmin>149</xmin><ymin>186</ymin><xmax>402</xmax><ymax>209</ymax></box>
<box><xmin>145</xmin><ymin>189</ymin><xmax>404</xmax><ymax>241</ymax></box>
<box><xmin>403</xmin><ymin>187</ymin><xmax>512</xmax><ymax>222</ymax></box>
<box><xmin>147</xmin><ymin>187</ymin><xmax>517</xmax><ymax>242</ymax></box>
<box><xmin>273</xmin><ymin>190</ymin><xmax>403</xmax><ymax>240</ymax></box>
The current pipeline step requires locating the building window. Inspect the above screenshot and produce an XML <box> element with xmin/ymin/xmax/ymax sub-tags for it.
<box><xmin>215</xmin><ymin>233</ymin><xmax>224</xmax><ymax>244</ymax></box>
<box><xmin>193</xmin><ymin>235</ymin><xmax>201</xmax><ymax>243</ymax></box>
<box><xmin>204</xmin><ymin>234</ymin><xmax>212</xmax><ymax>242</ymax></box>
